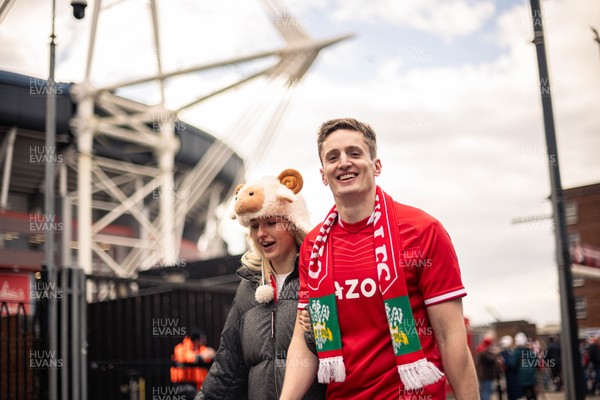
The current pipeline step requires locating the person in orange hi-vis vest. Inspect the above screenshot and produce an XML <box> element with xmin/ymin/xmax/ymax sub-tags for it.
<box><xmin>170</xmin><ymin>330</ymin><xmax>215</xmax><ymax>400</ymax></box>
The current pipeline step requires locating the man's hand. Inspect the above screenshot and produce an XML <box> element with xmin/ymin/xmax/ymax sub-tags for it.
<box><xmin>299</xmin><ymin>309</ymin><xmax>312</xmax><ymax>333</ymax></box>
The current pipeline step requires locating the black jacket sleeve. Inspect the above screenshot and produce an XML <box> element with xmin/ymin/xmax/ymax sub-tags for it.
<box><xmin>195</xmin><ymin>281</ymin><xmax>252</xmax><ymax>400</ymax></box>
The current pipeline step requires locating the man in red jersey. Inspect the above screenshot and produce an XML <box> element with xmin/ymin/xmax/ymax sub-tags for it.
<box><xmin>280</xmin><ymin>118</ymin><xmax>478</xmax><ymax>400</ymax></box>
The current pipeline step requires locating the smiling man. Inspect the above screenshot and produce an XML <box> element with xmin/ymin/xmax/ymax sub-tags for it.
<box><xmin>280</xmin><ymin>118</ymin><xmax>478</xmax><ymax>400</ymax></box>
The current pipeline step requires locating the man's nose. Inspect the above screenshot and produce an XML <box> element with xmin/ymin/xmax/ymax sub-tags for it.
<box><xmin>338</xmin><ymin>153</ymin><xmax>351</xmax><ymax>168</ymax></box>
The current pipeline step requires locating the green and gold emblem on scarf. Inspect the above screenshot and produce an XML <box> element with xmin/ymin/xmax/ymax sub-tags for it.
<box><xmin>310</xmin><ymin>295</ymin><xmax>341</xmax><ymax>352</ymax></box>
<box><xmin>385</xmin><ymin>296</ymin><xmax>422</xmax><ymax>356</ymax></box>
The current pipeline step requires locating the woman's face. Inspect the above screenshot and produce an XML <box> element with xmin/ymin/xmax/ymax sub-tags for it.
<box><xmin>249</xmin><ymin>217</ymin><xmax>297</xmax><ymax>267</ymax></box>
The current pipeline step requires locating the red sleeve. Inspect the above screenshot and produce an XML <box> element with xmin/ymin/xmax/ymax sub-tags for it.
<box><xmin>396</xmin><ymin>203</ymin><xmax>466</xmax><ymax>307</ymax></box>
<box><xmin>417</xmin><ymin>217</ymin><xmax>466</xmax><ymax>306</ymax></box>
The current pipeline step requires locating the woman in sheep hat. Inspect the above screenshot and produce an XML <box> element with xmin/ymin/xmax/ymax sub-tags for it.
<box><xmin>196</xmin><ymin>169</ymin><xmax>325</xmax><ymax>400</ymax></box>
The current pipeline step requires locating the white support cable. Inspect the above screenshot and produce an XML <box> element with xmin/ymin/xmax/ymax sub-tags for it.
<box><xmin>97</xmin><ymin>48</ymin><xmax>283</xmax><ymax>93</ymax></box>
<box><xmin>89</xmin><ymin>166</ymin><xmax>157</xmax><ymax>233</ymax></box>
<box><xmin>0</xmin><ymin>0</ymin><xmax>16</xmax><ymax>25</ymax></box>
<box><xmin>96</xmin><ymin>98</ymin><xmax>158</xmax><ymax>136</ymax></box>
<box><xmin>93</xmin><ymin>155</ymin><xmax>161</xmax><ymax>176</ymax></box>
<box><xmin>259</xmin><ymin>0</ymin><xmax>310</xmax><ymax>43</ymax></box>
<box><xmin>85</xmin><ymin>0</ymin><xmax>103</xmax><ymax>82</ymax></box>
<box><xmin>90</xmin><ymin>166</ymin><xmax>160</xmax><ymax>236</ymax></box>
<box><xmin>99</xmin><ymin>91</ymin><xmax>149</xmax><ymax>113</ymax></box>
<box><xmin>96</xmin><ymin>121</ymin><xmax>161</xmax><ymax>148</ymax></box>
<box><xmin>96</xmin><ymin>102</ymin><xmax>156</xmax><ymax>125</ymax></box>
<box><xmin>175</xmin><ymin>65</ymin><xmax>275</xmax><ymax>113</ymax></box>
<box><xmin>89</xmin><ymin>174</ymin><xmax>139</xmax><ymax>196</ymax></box>
<box><xmin>168</xmin><ymin>78</ymin><xmax>286</xmax><ymax>257</ymax></box>
<box><xmin>247</xmin><ymin>85</ymin><xmax>295</xmax><ymax>171</ymax></box>
<box><xmin>93</xmin><ymin>234</ymin><xmax>158</xmax><ymax>250</ymax></box>
<box><xmin>90</xmin><ymin>242</ymin><xmax>127</xmax><ymax>277</ymax></box>
<box><xmin>149</xmin><ymin>0</ymin><xmax>166</xmax><ymax>104</ymax></box>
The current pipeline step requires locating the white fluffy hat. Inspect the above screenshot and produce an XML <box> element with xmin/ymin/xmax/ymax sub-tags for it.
<box><xmin>232</xmin><ymin>168</ymin><xmax>311</xmax><ymax>237</ymax></box>
<box><xmin>515</xmin><ymin>332</ymin><xmax>528</xmax><ymax>347</ymax></box>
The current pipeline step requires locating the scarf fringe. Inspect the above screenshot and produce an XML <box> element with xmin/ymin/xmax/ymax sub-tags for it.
<box><xmin>397</xmin><ymin>358</ymin><xmax>444</xmax><ymax>390</ymax></box>
<box><xmin>317</xmin><ymin>356</ymin><xmax>346</xmax><ymax>383</ymax></box>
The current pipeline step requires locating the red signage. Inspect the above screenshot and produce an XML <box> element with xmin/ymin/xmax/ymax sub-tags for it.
<box><xmin>0</xmin><ymin>273</ymin><xmax>31</xmax><ymax>316</ymax></box>
<box><xmin>571</xmin><ymin>243</ymin><xmax>600</xmax><ymax>268</ymax></box>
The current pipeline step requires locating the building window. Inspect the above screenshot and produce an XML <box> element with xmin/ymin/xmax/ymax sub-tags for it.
<box><xmin>575</xmin><ymin>296</ymin><xmax>587</xmax><ymax>319</ymax></box>
<box><xmin>568</xmin><ymin>232</ymin><xmax>581</xmax><ymax>246</ymax></box>
<box><xmin>572</xmin><ymin>277</ymin><xmax>585</xmax><ymax>287</ymax></box>
<box><xmin>565</xmin><ymin>201</ymin><xmax>578</xmax><ymax>225</ymax></box>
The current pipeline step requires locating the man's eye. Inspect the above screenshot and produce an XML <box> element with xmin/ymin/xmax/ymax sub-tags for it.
<box><xmin>327</xmin><ymin>155</ymin><xmax>338</xmax><ymax>162</ymax></box>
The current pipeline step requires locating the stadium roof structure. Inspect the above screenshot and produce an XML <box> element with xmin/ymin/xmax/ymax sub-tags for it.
<box><xmin>0</xmin><ymin>0</ymin><xmax>350</xmax><ymax>277</ymax></box>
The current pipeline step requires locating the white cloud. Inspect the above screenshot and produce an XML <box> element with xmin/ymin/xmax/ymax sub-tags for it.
<box><xmin>330</xmin><ymin>0</ymin><xmax>495</xmax><ymax>40</ymax></box>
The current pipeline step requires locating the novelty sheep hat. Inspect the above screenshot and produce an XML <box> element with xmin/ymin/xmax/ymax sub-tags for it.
<box><xmin>232</xmin><ymin>168</ymin><xmax>311</xmax><ymax>237</ymax></box>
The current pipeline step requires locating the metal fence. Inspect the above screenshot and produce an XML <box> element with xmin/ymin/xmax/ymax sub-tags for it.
<box><xmin>0</xmin><ymin>288</ymin><xmax>41</xmax><ymax>400</ymax></box>
<box><xmin>86</xmin><ymin>275</ymin><xmax>238</xmax><ymax>400</ymax></box>
<box><xmin>1</xmin><ymin>262</ymin><xmax>239</xmax><ymax>400</ymax></box>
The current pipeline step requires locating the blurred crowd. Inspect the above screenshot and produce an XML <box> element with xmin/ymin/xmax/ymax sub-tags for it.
<box><xmin>475</xmin><ymin>333</ymin><xmax>600</xmax><ymax>400</ymax></box>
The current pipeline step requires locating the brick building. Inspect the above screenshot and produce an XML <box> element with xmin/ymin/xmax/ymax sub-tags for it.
<box><xmin>564</xmin><ymin>182</ymin><xmax>600</xmax><ymax>337</ymax></box>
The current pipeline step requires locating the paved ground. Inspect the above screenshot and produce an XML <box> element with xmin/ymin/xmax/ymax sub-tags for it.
<box><xmin>489</xmin><ymin>392</ymin><xmax>600</xmax><ymax>400</ymax></box>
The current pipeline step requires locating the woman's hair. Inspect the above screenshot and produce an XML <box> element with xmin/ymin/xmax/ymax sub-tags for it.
<box><xmin>241</xmin><ymin>222</ymin><xmax>306</xmax><ymax>274</ymax></box>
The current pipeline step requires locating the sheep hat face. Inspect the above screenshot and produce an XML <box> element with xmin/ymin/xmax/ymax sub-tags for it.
<box><xmin>233</xmin><ymin>168</ymin><xmax>311</xmax><ymax>237</ymax></box>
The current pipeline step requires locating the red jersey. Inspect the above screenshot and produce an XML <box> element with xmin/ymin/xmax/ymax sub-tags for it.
<box><xmin>298</xmin><ymin>202</ymin><xmax>466</xmax><ymax>399</ymax></box>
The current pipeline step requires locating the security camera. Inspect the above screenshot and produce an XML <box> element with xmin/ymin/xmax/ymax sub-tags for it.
<box><xmin>71</xmin><ymin>0</ymin><xmax>88</xmax><ymax>20</ymax></box>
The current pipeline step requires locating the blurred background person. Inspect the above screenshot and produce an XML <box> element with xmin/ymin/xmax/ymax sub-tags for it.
<box><xmin>498</xmin><ymin>335</ymin><xmax>523</xmax><ymax>400</ymax></box>
<box><xmin>512</xmin><ymin>332</ymin><xmax>537</xmax><ymax>400</ymax></box>
<box><xmin>544</xmin><ymin>336</ymin><xmax>561</xmax><ymax>392</ymax></box>
<box><xmin>171</xmin><ymin>330</ymin><xmax>216</xmax><ymax>400</ymax></box>
<box><xmin>587</xmin><ymin>336</ymin><xmax>600</xmax><ymax>396</ymax></box>
<box><xmin>476</xmin><ymin>336</ymin><xmax>499</xmax><ymax>400</ymax></box>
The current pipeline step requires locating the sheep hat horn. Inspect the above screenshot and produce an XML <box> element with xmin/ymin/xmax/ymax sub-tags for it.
<box><xmin>232</xmin><ymin>168</ymin><xmax>311</xmax><ymax>237</ymax></box>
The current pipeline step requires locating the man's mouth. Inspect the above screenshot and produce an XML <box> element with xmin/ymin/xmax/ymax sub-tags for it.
<box><xmin>337</xmin><ymin>173</ymin><xmax>357</xmax><ymax>181</ymax></box>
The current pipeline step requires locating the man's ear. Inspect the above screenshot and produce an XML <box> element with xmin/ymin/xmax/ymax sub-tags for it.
<box><xmin>373</xmin><ymin>158</ymin><xmax>382</xmax><ymax>177</ymax></box>
<box><xmin>320</xmin><ymin>168</ymin><xmax>328</xmax><ymax>186</ymax></box>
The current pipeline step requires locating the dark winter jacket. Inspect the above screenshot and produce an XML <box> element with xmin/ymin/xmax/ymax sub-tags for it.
<box><xmin>512</xmin><ymin>346</ymin><xmax>538</xmax><ymax>388</ymax></box>
<box><xmin>196</xmin><ymin>264</ymin><xmax>325</xmax><ymax>400</ymax></box>
<box><xmin>500</xmin><ymin>349</ymin><xmax>524</xmax><ymax>400</ymax></box>
<box><xmin>476</xmin><ymin>348</ymin><xmax>498</xmax><ymax>381</ymax></box>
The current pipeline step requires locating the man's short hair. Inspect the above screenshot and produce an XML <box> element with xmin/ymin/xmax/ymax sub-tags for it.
<box><xmin>317</xmin><ymin>118</ymin><xmax>378</xmax><ymax>162</ymax></box>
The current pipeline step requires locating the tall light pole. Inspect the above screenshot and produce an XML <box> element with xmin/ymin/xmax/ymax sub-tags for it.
<box><xmin>529</xmin><ymin>1</ymin><xmax>585</xmax><ymax>399</ymax></box>
<box><xmin>44</xmin><ymin>0</ymin><xmax>57</xmax><ymax>399</ymax></box>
